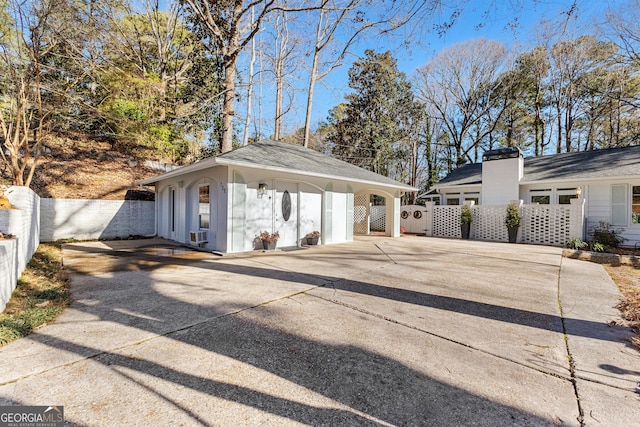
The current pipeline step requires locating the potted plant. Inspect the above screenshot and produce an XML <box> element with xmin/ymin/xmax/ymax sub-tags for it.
<box><xmin>505</xmin><ymin>202</ymin><xmax>521</xmax><ymax>243</ymax></box>
<box><xmin>304</xmin><ymin>231</ymin><xmax>320</xmax><ymax>245</ymax></box>
<box><xmin>460</xmin><ymin>205</ymin><xmax>472</xmax><ymax>239</ymax></box>
<box><xmin>259</xmin><ymin>230</ymin><xmax>280</xmax><ymax>250</ymax></box>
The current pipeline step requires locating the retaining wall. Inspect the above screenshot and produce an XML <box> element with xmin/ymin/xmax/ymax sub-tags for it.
<box><xmin>40</xmin><ymin>198</ymin><xmax>155</xmax><ymax>241</ymax></box>
<box><xmin>1</xmin><ymin>188</ymin><xmax>156</xmax><ymax>312</ymax></box>
<box><xmin>0</xmin><ymin>187</ymin><xmax>40</xmax><ymax>312</ymax></box>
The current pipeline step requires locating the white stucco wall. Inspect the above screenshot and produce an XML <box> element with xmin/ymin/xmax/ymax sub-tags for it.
<box><xmin>482</xmin><ymin>157</ymin><xmax>523</xmax><ymax>205</ymax></box>
<box><xmin>229</xmin><ymin>167</ymin><xmax>343</xmax><ymax>251</ymax></box>
<box><xmin>299</xmin><ymin>183</ymin><xmax>323</xmax><ymax>241</ymax></box>
<box><xmin>151</xmin><ymin>162</ymin><xmax>409</xmax><ymax>254</ymax></box>
<box><xmin>0</xmin><ymin>187</ymin><xmax>40</xmax><ymax>312</ymax></box>
<box><xmin>327</xmin><ymin>184</ymin><xmax>349</xmax><ymax>244</ymax></box>
<box><xmin>155</xmin><ymin>166</ymin><xmax>228</xmax><ymax>252</ymax></box>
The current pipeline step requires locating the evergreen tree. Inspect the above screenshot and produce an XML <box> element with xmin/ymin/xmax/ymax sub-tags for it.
<box><xmin>327</xmin><ymin>50</ymin><xmax>422</xmax><ymax>181</ymax></box>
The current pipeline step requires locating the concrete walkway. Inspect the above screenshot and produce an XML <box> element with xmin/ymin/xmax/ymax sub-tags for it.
<box><xmin>0</xmin><ymin>236</ymin><xmax>638</xmax><ymax>426</ymax></box>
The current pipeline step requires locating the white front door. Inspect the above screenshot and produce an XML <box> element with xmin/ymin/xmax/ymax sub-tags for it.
<box><xmin>275</xmin><ymin>182</ymin><xmax>298</xmax><ymax>247</ymax></box>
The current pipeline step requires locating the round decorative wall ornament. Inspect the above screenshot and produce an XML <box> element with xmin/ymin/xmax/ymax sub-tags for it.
<box><xmin>401</xmin><ymin>211</ymin><xmax>409</xmax><ymax>219</ymax></box>
<box><xmin>413</xmin><ymin>210</ymin><xmax>422</xmax><ymax>219</ymax></box>
<box><xmin>282</xmin><ymin>190</ymin><xmax>292</xmax><ymax>221</ymax></box>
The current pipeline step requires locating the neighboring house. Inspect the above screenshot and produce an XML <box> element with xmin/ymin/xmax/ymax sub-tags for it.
<box><xmin>140</xmin><ymin>139</ymin><xmax>416</xmax><ymax>253</ymax></box>
<box><xmin>422</xmin><ymin>145</ymin><xmax>640</xmax><ymax>246</ymax></box>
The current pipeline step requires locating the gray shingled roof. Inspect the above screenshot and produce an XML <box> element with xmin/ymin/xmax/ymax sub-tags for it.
<box><xmin>142</xmin><ymin>139</ymin><xmax>416</xmax><ymax>191</ymax></box>
<box><xmin>434</xmin><ymin>145</ymin><xmax>640</xmax><ymax>188</ymax></box>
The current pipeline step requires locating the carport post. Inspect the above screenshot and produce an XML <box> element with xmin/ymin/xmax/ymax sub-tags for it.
<box><xmin>385</xmin><ymin>195</ymin><xmax>401</xmax><ymax>237</ymax></box>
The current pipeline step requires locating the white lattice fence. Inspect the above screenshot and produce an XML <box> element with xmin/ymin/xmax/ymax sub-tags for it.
<box><xmin>472</xmin><ymin>205</ymin><xmax>508</xmax><ymax>242</ymax></box>
<box><xmin>354</xmin><ymin>194</ymin><xmax>369</xmax><ymax>235</ymax></box>
<box><xmin>430</xmin><ymin>203</ymin><xmax>578</xmax><ymax>246</ymax></box>
<box><xmin>370</xmin><ymin>206</ymin><xmax>386</xmax><ymax>231</ymax></box>
<box><xmin>521</xmin><ymin>204</ymin><xmax>571</xmax><ymax>245</ymax></box>
<box><xmin>433</xmin><ymin>206</ymin><xmax>461</xmax><ymax>238</ymax></box>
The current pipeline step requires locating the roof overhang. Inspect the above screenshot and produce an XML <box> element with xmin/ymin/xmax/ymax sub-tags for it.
<box><xmin>520</xmin><ymin>173</ymin><xmax>640</xmax><ymax>186</ymax></box>
<box><xmin>140</xmin><ymin>157</ymin><xmax>417</xmax><ymax>192</ymax></box>
<box><xmin>140</xmin><ymin>157</ymin><xmax>219</xmax><ymax>185</ymax></box>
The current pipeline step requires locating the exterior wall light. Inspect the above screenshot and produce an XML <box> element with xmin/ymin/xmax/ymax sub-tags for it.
<box><xmin>575</xmin><ymin>187</ymin><xmax>582</xmax><ymax>198</ymax></box>
<box><xmin>258</xmin><ymin>183</ymin><xmax>268</xmax><ymax>198</ymax></box>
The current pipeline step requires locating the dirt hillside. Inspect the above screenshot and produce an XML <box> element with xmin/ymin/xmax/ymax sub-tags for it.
<box><xmin>1</xmin><ymin>138</ymin><xmax>164</xmax><ymax>200</ymax></box>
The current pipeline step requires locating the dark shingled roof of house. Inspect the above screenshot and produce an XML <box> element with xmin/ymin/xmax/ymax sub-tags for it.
<box><xmin>142</xmin><ymin>139</ymin><xmax>416</xmax><ymax>191</ymax></box>
<box><xmin>434</xmin><ymin>145</ymin><xmax>640</xmax><ymax>188</ymax></box>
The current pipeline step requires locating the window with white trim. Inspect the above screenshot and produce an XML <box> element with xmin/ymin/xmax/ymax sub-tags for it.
<box><xmin>632</xmin><ymin>186</ymin><xmax>640</xmax><ymax>224</ymax></box>
<box><xmin>422</xmin><ymin>196</ymin><xmax>441</xmax><ymax>205</ymax></box>
<box><xmin>611</xmin><ymin>184</ymin><xmax>627</xmax><ymax>226</ymax></box>
<box><xmin>464</xmin><ymin>192</ymin><xmax>480</xmax><ymax>205</ymax></box>
<box><xmin>198</xmin><ymin>185</ymin><xmax>210</xmax><ymax>230</ymax></box>
<box><xmin>557</xmin><ymin>188</ymin><xmax>578</xmax><ymax>205</ymax></box>
<box><xmin>529</xmin><ymin>189</ymin><xmax>551</xmax><ymax>204</ymax></box>
<box><xmin>444</xmin><ymin>193</ymin><xmax>460</xmax><ymax>205</ymax></box>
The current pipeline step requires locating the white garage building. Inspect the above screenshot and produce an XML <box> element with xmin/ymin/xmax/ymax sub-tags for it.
<box><xmin>140</xmin><ymin>139</ymin><xmax>416</xmax><ymax>253</ymax></box>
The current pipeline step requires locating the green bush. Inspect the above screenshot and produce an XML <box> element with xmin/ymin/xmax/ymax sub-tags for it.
<box><xmin>505</xmin><ymin>202</ymin><xmax>521</xmax><ymax>228</ymax></box>
<box><xmin>566</xmin><ymin>238</ymin><xmax>588</xmax><ymax>250</ymax></box>
<box><xmin>590</xmin><ymin>221</ymin><xmax>625</xmax><ymax>249</ymax></box>
<box><xmin>461</xmin><ymin>205</ymin><xmax>473</xmax><ymax>224</ymax></box>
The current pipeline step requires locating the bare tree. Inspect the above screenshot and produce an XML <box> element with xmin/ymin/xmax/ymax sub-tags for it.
<box><xmin>183</xmin><ymin>0</ymin><xmax>326</xmax><ymax>153</ymax></box>
<box><xmin>270</xmin><ymin>9</ymin><xmax>298</xmax><ymax>140</ymax></box>
<box><xmin>0</xmin><ymin>0</ymin><xmax>98</xmax><ymax>186</ymax></box>
<box><xmin>242</xmin><ymin>6</ymin><xmax>257</xmax><ymax>146</ymax></box>
<box><xmin>604</xmin><ymin>0</ymin><xmax>640</xmax><ymax>63</ymax></box>
<box><xmin>302</xmin><ymin>0</ymin><xmax>363</xmax><ymax>147</ymax></box>
<box><xmin>415</xmin><ymin>38</ymin><xmax>511</xmax><ymax>169</ymax></box>
<box><xmin>301</xmin><ymin>0</ymin><xmax>427</xmax><ymax>148</ymax></box>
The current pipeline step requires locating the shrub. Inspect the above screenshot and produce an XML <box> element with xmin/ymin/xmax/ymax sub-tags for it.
<box><xmin>505</xmin><ymin>202</ymin><xmax>521</xmax><ymax>228</ymax></box>
<box><xmin>566</xmin><ymin>238</ymin><xmax>588</xmax><ymax>250</ymax></box>
<box><xmin>590</xmin><ymin>221</ymin><xmax>625</xmax><ymax>249</ymax></box>
<box><xmin>461</xmin><ymin>205</ymin><xmax>473</xmax><ymax>224</ymax></box>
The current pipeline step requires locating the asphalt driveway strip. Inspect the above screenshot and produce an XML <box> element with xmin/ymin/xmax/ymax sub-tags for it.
<box><xmin>0</xmin><ymin>236</ymin><xmax>638</xmax><ymax>426</ymax></box>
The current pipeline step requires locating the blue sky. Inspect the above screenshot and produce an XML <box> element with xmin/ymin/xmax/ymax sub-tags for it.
<box><xmin>288</xmin><ymin>0</ymin><xmax>614</xmax><ymax>136</ymax></box>
<box><xmin>231</xmin><ymin>0</ymin><xmax>620</xmax><ymax>140</ymax></box>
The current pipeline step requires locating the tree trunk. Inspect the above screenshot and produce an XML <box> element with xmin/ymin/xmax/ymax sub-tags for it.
<box><xmin>303</xmin><ymin>58</ymin><xmax>318</xmax><ymax>148</ymax></box>
<box><xmin>565</xmin><ymin>102</ymin><xmax>573</xmax><ymax>153</ymax></box>
<box><xmin>221</xmin><ymin>59</ymin><xmax>236</xmax><ymax>154</ymax></box>
<box><xmin>274</xmin><ymin>56</ymin><xmax>284</xmax><ymax>140</ymax></box>
<box><xmin>556</xmin><ymin>103</ymin><xmax>562</xmax><ymax>154</ymax></box>
<box><xmin>303</xmin><ymin>7</ymin><xmax>325</xmax><ymax>148</ymax></box>
<box><xmin>243</xmin><ymin>10</ymin><xmax>256</xmax><ymax>146</ymax></box>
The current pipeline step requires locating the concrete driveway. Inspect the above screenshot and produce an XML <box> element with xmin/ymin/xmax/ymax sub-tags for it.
<box><xmin>0</xmin><ymin>236</ymin><xmax>638</xmax><ymax>426</ymax></box>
